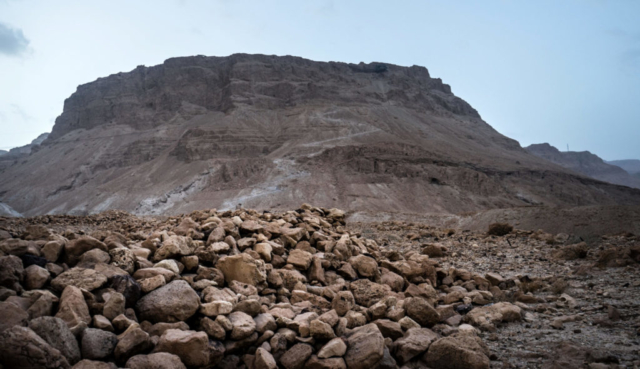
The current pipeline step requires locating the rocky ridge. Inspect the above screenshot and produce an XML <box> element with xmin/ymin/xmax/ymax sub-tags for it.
<box><xmin>1</xmin><ymin>205</ymin><xmax>638</xmax><ymax>368</ymax></box>
<box><xmin>526</xmin><ymin>143</ymin><xmax>640</xmax><ymax>190</ymax></box>
<box><xmin>2</xmin><ymin>54</ymin><xmax>640</xmax><ymax>216</ymax></box>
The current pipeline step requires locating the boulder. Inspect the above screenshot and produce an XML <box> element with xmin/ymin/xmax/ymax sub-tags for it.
<box><xmin>154</xmin><ymin>329</ymin><xmax>210</xmax><ymax>367</ymax></box>
<box><xmin>287</xmin><ymin>249</ymin><xmax>313</xmax><ymax>270</ymax></box>
<box><xmin>24</xmin><ymin>264</ymin><xmax>50</xmax><ymax>290</ymax></box>
<box><xmin>29</xmin><ymin>316</ymin><xmax>81</xmax><ymax>364</ymax></box>
<box><xmin>153</xmin><ymin>235</ymin><xmax>194</xmax><ymax>262</ymax></box>
<box><xmin>109</xmin><ymin>248</ymin><xmax>136</xmax><ymax>274</ymax></box>
<box><xmin>344</xmin><ymin>324</ymin><xmax>385</xmax><ymax>369</ymax></box>
<box><xmin>65</xmin><ymin>236</ymin><xmax>108</xmax><ymax>265</ymax></box>
<box><xmin>114</xmin><ymin>324</ymin><xmax>152</xmax><ymax>364</ymax></box>
<box><xmin>216</xmin><ymin>253</ymin><xmax>267</xmax><ymax>286</ymax></box>
<box><xmin>228</xmin><ymin>311</ymin><xmax>256</xmax><ymax>340</ymax></box>
<box><xmin>0</xmin><ymin>255</ymin><xmax>24</xmax><ymax>291</ymax></box>
<box><xmin>393</xmin><ymin>328</ymin><xmax>438</xmax><ymax>364</ymax></box>
<box><xmin>0</xmin><ymin>301</ymin><xmax>28</xmax><ymax>332</ymax></box>
<box><xmin>81</xmin><ymin>328</ymin><xmax>118</xmax><ymax>360</ymax></box>
<box><xmin>254</xmin><ymin>347</ymin><xmax>277</xmax><ymax>369</ymax></box>
<box><xmin>136</xmin><ymin>280</ymin><xmax>200</xmax><ymax>323</ymax></box>
<box><xmin>317</xmin><ymin>337</ymin><xmax>347</xmax><ymax>358</ymax></box>
<box><xmin>349</xmin><ymin>279</ymin><xmax>391</xmax><ymax>307</ymax></box>
<box><xmin>0</xmin><ymin>326</ymin><xmax>71</xmax><ymax>368</ymax></box>
<box><xmin>464</xmin><ymin>302</ymin><xmax>522</xmax><ymax>330</ymax></box>
<box><xmin>125</xmin><ymin>352</ymin><xmax>187</xmax><ymax>369</ymax></box>
<box><xmin>103</xmin><ymin>292</ymin><xmax>126</xmax><ymax>321</ymax></box>
<box><xmin>56</xmin><ymin>285</ymin><xmax>91</xmax><ymax>334</ymax></box>
<box><xmin>349</xmin><ymin>255</ymin><xmax>379</xmax><ymax>279</ymax></box>
<box><xmin>51</xmin><ymin>268</ymin><xmax>108</xmax><ymax>292</ymax></box>
<box><xmin>404</xmin><ymin>297</ymin><xmax>440</xmax><ymax>327</ymax></box>
<box><xmin>305</xmin><ymin>356</ymin><xmax>347</xmax><ymax>369</ymax></box>
<box><xmin>42</xmin><ymin>240</ymin><xmax>65</xmax><ymax>262</ymax></box>
<box><xmin>72</xmin><ymin>360</ymin><xmax>118</xmax><ymax>369</ymax></box>
<box><xmin>108</xmin><ymin>275</ymin><xmax>142</xmax><ymax>308</ymax></box>
<box><xmin>425</xmin><ymin>334</ymin><xmax>490</xmax><ymax>369</ymax></box>
<box><xmin>332</xmin><ymin>291</ymin><xmax>355</xmax><ymax>316</ymax></box>
<box><xmin>279</xmin><ymin>343</ymin><xmax>313</xmax><ymax>369</ymax></box>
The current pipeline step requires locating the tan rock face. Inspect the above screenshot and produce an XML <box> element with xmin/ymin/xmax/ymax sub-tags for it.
<box><xmin>65</xmin><ymin>236</ymin><xmax>108</xmax><ymax>265</ymax></box>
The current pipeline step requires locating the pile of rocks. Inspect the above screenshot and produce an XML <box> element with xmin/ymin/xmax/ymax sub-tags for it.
<box><xmin>0</xmin><ymin>205</ymin><xmax>526</xmax><ymax>369</ymax></box>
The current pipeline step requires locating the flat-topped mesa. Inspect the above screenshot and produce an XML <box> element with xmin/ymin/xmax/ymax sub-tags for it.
<box><xmin>47</xmin><ymin>54</ymin><xmax>478</xmax><ymax>141</ymax></box>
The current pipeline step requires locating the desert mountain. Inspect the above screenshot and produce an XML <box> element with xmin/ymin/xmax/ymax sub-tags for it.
<box><xmin>526</xmin><ymin>143</ymin><xmax>640</xmax><ymax>190</ymax></box>
<box><xmin>1</xmin><ymin>54</ymin><xmax>640</xmax><ymax>217</ymax></box>
<box><xmin>607</xmin><ymin>159</ymin><xmax>640</xmax><ymax>177</ymax></box>
<box><xmin>0</xmin><ymin>132</ymin><xmax>49</xmax><ymax>171</ymax></box>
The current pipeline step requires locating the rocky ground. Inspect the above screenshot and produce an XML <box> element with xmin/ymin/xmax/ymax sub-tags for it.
<box><xmin>350</xmin><ymin>221</ymin><xmax>640</xmax><ymax>368</ymax></box>
<box><xmin>0</xmin><ymin>206</ymin><xmax>638</xmax><ymax>369</ymax></box>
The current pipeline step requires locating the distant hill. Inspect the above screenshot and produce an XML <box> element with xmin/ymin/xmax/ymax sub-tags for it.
<box><xmin>607</xmin><ymin>159</ymin><xmax>640</xmax><ymax>175</ymax></box>
<box><xmin>526</xmin><ymin>143</ymin><xmax>640</xmax><ymax>189</ymax></box>
<box><xmin>0</xmin><ymin>133</ymin><xmax>49</xmax><ymax>171</ymax></box>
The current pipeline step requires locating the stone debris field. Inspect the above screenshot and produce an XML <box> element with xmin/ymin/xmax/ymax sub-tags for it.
<box><xmin>0</xmin><ymin>205</ymin><xmax>638</xmax><ymax>369</ymax></box>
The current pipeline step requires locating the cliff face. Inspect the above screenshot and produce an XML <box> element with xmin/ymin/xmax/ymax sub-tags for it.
<box><xmin>2</xmin><ymin>54</ymin><xmax>640</xmax><ymax>216</ymax></box>
<box><xmin>526</xmin><ymin>143</ymin><xmax>640</xmax><ymax>190</ymax></box>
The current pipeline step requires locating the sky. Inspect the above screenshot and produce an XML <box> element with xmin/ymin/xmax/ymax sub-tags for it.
<box><xmin>0</xmin><ymin>0</ymin><xmax>639</xmax><ymax>160</ymax></box>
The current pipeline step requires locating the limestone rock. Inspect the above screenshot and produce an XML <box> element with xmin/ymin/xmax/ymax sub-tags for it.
<box><xmin>280</xmin><ymin>343</ymin><xmax>313</xmax><ymax>369</ymax></box>
<box><xmin>24</xmin><ymin>264</ymin><xmax>50</xmax><ymax>290</ymax></box>
<box><xmin>0</xmin><ymin>301</ymin><xmax>28</xmax><ymax>332</ymax></box>
<box><xmin>228</xmin><ymin>311</ymin><xmax>256</xmax><ymax>340</ymax></box>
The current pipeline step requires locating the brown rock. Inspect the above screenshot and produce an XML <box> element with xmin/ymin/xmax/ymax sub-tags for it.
<box><xmin>332</xmin><ymin>291</ymin><xmax>355</xmax><ymax>316</ymax></box>
<box><xmin>287</xmin><ymin>249</ymin><xmax>313</xmax><ymax>270</ymax></box>
<box><xmin>0</xmin><ymin>301</ymin><xmax>28</xmax><ymax>332</ymax></box>
<box><xmin>305</xmin><ymin>356</ymin><xmax>347</xmax><ymax>369</ymax></box>
<box><xmin>349</xmin><ymin>255</ymin><xmax>379</xmax><ymax>279</ymax></box>
<box><xmin>136</xmin><ymin>280</ymin><xmax>200</xmax><ymax>323</ymax></box>
<box><xmin>51</xmin><ymin>267</ymin><xmax>108</xmax><ymax>292</ymax></box>
<box><xmin>56</xmin><ymin>285</ymin><xmax>91</xmax><ymax>334</ymax></box>
<box><xmin>393</xmin><ymin>328</ymin><xmax>438</xmax><ymax>363</ymax></box>
<box><xmin>65</xmin><ymin>236</ymin><xmax>108</xmax><ymax>265</ymax></box>
<box><xmin>154</xmin><ymin>329</ymin><xmax>210</xmax><ymax>367</ymax></box>
<box><xmin>29</xmin><ymin>316</ymin><xmax>81</xmax><ymax>364</ymax></box>
<box><xmin>425</xmin><ymin>334</ymin><xmax>490</xmax><ymax>369</ymax></box>
<box><xmin>349</xmin><ymin>279</ymin><xmax>391</xmax><ymax>307</ymax></box>
<box><xmin>0</xmin><ymin>326</ymin><xmax>71</xmax><ymax>368</ymax></box>
<box><xmin>317</xmin><ymin>337</ymin><xmax>347</xmax><ymax>358</ymax></box>
<box><xmin>216</xmin><ymin>253</ymin><xmax>267</xmax><ymax>286</ymax></box>
<box><xmin>0</xmin><ymin>255</ymin><xmax>24</xmax><ymax>291</ymax></box>
<box><xmin>114</xmin><ymin>324</ymin><xmax>152</xmax><ymax>364</ymax></box>
<box><xmin>254</xmin><ymin>347</ymin><xmax>277</xmax><ymax>369</ymax></box>
<box><xmin>126</xmin><ymin>352</ymin><xmax>187</xmax><ymax>369</ymax></box>
<box><xmin>153</xmin><ymin>235</ymin><xmax>194</xmax><ymax>262</ymax></box>
<box><xmin>344</xmin><ymin>324</ymin><xmax>384</xmax><ymax>369</ymax></box>
<box><xmin>401</xmin><ymin>297</ymin><xmax>439</xmax><ymax>328</ymax></box>
<box><xmin>81</xmin><ymin>328</ymin><xmax>118</xmax><ymax>360</ymax></box>
<box><xmin>228</xmin><ymin>311</ymin><xmax>257</xmax><ymax>340</ymax></box>
<box><xmin>279</xmin><ymin>343</ymin><xmax>313</xmax><ymax>369</ymax></box>
<box><xmin>104</xmin><ymin>292</ymin><xmax>126</xmax><ymax>321</ymax></box>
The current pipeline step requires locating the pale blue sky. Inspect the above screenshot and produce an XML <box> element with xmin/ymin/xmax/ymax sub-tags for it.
<box><xmin>0</xmin><ymin>0</ymin><xmax>639</xmax><ymax>160</ymax></box>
